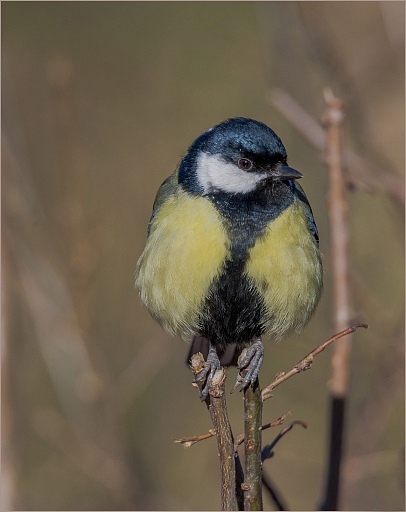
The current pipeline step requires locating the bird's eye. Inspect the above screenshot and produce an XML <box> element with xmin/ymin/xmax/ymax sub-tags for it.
<box><xmin>237</xmin><ymin>158</ymin><xmax>253</xmax><ymax>170</ymax></box>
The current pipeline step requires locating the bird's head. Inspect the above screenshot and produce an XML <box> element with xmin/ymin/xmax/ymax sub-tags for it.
<box><xmin>178</xmin><ymin>117</ymin><xmax>302</xmax><ymax>196</ymax></box>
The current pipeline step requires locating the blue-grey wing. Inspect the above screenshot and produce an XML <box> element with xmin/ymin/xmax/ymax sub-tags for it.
<box><xmin>292</xmin><ymin>181</ymin><xmax>319</xmax><ymax>246</ymax></box>
<box><xmin>147</xmin><ymin>169</ymin><xmax>179</xmax><ymax>236</ymax></box>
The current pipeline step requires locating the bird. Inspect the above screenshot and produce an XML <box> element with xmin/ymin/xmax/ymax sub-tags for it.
<box><xmin>135</xmin><ymin>117</ymin><xmax>323</xmax><ymax>400</ymax></box>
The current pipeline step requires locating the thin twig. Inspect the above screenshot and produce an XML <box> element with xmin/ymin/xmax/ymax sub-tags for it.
<box><xmin>235</xmin><ymin>412</ymin><xmax>292</xmax><ymax>449</ymax></box>
<box><xmin>262</xmin><ymin>421</ymin><xmax>308</xmax><ymax>462</ymax></box>
<box><xmin>260</xmin><ymin>422</ymin><xmax>307</xmax><ymax>511</ymax></box>
<box><xmin>174</xmin><ymin>429</ymin><xmax>217</xmax><ymax>448</ymax></box>
<box><xmin>261</xmin><ymin>324</ymin><xmax>368</xmax><ymax>401</ymax></box>
<box><xmin>175</xmin><ymin>412</ymin><xmax>291</xmax><ymax>450</ymax></box>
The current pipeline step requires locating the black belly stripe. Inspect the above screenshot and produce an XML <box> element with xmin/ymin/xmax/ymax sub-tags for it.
<box><xmin>198</xmin><ymin>181</ymin><xmax>295</xmax><ymax>348</ymax></box>
<box><xmin>199</xmin><ymin>259</ymin><xmax>266</xmax><ymax>349</ymax></box>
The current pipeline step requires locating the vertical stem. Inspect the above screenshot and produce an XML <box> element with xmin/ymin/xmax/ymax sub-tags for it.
<box><xmin>191</xmin><ymin>354</ymin><xmax>238</xmax><ymax>510</ymax></box>
<box><xmin>321</xmin><ymin>397</ymin><xmax>345</xmax><ymax>510</ymax></box>
<box><xmin>243</xmin><ymin>378</ymin><xmax>263</xmax><ymax>511</ymax></box>
<box><xmin>321</xmin><ymin>89</ymin><xmax>351</xmax><ymax>510</ymax></box>
<box><xmin>209</xmin><ymin>385</ymin><xmax>238</xmax><ymax>511</ymax></box>
<box><xmin>324</xmin><ymin>90</ymin><xmax>352</xmax><ymax>393</ymax></box>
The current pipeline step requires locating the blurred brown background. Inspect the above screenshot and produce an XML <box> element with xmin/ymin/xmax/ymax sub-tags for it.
<box><xmin>2</xmin><ymin>2</ymin><xmax>404</xmax><ymax>510</ymax></box>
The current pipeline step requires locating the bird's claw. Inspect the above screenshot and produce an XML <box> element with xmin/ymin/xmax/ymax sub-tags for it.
<box><xmin>232</xmin><ymin>338</ymin><xmax>264</xmax><ymax>393</ymax></box>
<box><xmin>193</xmin><ymin>345</ymin><xmax>221</xmax><ymax>401</ymax></box>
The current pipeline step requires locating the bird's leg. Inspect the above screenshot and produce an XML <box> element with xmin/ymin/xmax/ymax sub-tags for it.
<box><xmin>193</xmin><ymin>341</ymin><xmax>221</xmax><ymax>401</ymax></box>
<box><xmin>233</xmin><ymin>337</ymin><xmax>264</xmax><ymax>392</ymax></box>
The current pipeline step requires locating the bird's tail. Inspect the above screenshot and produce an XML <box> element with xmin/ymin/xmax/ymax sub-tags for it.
<box><xmin>186</xmin><ymin>335</ymin><xmax>241</xmax><ymax>367</ymax></box>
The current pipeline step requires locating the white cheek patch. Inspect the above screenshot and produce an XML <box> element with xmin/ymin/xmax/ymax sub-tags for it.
<box><xmin>196</xmin><ymin>152</ymin><xmax>266</xmax><ymax>194</ymax></box>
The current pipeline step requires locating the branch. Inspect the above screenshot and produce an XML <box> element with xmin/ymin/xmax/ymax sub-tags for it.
<box><xmin>175</xmin><ymin>412</ymin><xmax>291</xmax><ymax>450</ymax></box>
<box><xmin>261</xmin><ymin>421</ymin><xmax>308</xmax><ymax>462</ymax></box>
<box><xmin>183</xmin><ymin>323</ymin><xmax>368</xmax><ymax>444</ymax></box>
<box><xmin>261</xmin><ymin>324</ymin><xmax>368</xmax><ymax>401</ymax></box>
<box><xmin>174</xmin><ymin>429</ymin><xmax>216</xmax><ymax>448</ymax></box>
<box><xmin>323</xmin><ymin>88</ymin><xmax>353</xmax><ymax>396</ymax></box>
<box><xmin>235</xmin><ymin>412</ymin><xmax>292</xmax><ymax>450</ymax></box>
<box><xmin>243</xmin><ymin>378</ymin><xmax>263</xmax><ymax>511</ymax></box>
<box><xmin>320</xmin><ymin>90</ymin><xmax>352</xmax><ymax>511</ymax></box>
<box><xmin>190</xmin><ymin>353</ymin><xmax>238</xmax><ymax>511</ymax></box>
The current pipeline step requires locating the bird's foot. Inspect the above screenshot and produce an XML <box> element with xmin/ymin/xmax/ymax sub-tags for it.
<box><xmin>232</xmin><ymin>337</ymin><xmax>264</xmax><ymax>393</ymax></box>
<box><xmin>193</xmin><ymin>343</ymin><xmax>221</xmax><ymax>401</ymax></box>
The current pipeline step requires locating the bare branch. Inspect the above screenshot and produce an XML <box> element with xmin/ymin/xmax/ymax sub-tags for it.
<box><xmin>235</xmin><ymin>412</ymin><xmax>292</xmax><ymax>450</ymax></box>
<box><xmin>174</xmin><ymin>429</ymin><xmax>217</xmax><ymax>448</ymax></box>
<box><xmin>262</xmin><ymin>421</ymin><xmax>308</xmax><ymax>462</ymax></box>
<box><xmin>243</xmin><ymin>380</ymin><xmax>263</xmax><ymax>511</ymax></box>
<box><xmin>261</xmin><ymin>324</ymin><xmax>368</xmax><ymax>401</ymax></box>
<box><xmin>175</xmin><ymin>412</ymin><xmax>292</xmax><ymax>450</ymax></box>
<box><xmin>190</xmin><ymin>353</ymin><xmax>238</xmax><ymax>511</ymax></box>
<box><xmin>321</xmin><ymin>90</ymin><xmax>360</xmax><ymax>511</ymax></box>
<box><xmin>323</xmin><ymin>88</ymin><xmax>353</xmax><ymax>396</ymax></box>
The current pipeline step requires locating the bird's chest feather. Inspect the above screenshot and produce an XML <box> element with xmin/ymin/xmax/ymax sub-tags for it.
<box><xmin>135</xmin><ymin>190</ymin><xmax>231</xmax><ymax>336</ymax></box>
<box><xmin>136</xmin><ymin>188</ymin><xmax>321</xmax><ymax>342</ymax></box>
<box><xmin>201</xmin><ymin>194</ymin><xmax>322</xmax><ymax>343</ymax></box>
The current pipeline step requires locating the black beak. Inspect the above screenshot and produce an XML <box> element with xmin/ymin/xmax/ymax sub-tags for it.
<box><xmin>271</xmin><ymin>164</ymin><xmax>303</xmax><ymax>181</ymax></box>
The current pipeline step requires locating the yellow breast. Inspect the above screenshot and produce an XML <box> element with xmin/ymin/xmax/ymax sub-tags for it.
<box><xmin>135</xmin><ymin>190</ymin><xmax>230</xmax><ymax>338</ymax></box>
<box><xmin>245</xmin><ymin>199</ymin><xmax>323</xmax><ymax>339</ymax></box>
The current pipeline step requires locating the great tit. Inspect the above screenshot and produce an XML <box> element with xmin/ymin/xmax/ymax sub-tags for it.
<box><xmin>135</xmin><ymin>117</ymin><xmax>323</xmax><ymax>400</ymax></box>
